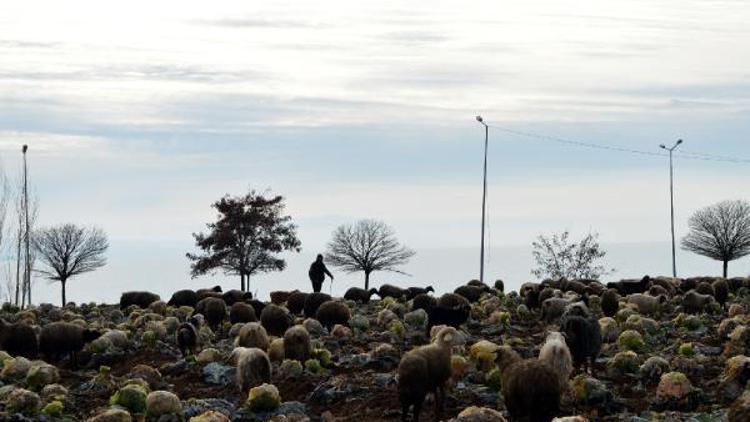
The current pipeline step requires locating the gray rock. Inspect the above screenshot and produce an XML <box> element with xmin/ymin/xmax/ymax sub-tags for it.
<box><xmin>202</xmin><ymin>363</ymin><xmax>236</xmax><ymax>386</ymax></box>
<box><xmin>233</xmin><ymin>401</ymin><xmax>307</xmax><ymax>421</ymax></box>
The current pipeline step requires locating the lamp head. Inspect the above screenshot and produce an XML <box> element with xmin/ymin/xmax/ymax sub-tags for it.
<box><xmin>676</xmin><ymin>139</ymin><xmax>683</xmax><ymax>145</ymax></box>
<box><xmin>475</xmin><ymin>115</ymin><xmax>483</xmax><ymax>123</ymax></box>
<box><xmin>22</xmin><ymin>145</ymin><xmax>28</xmax><ymax>153</ymax></box>
<box><xmin>659</xmin><ymin>144</ymin><xmax>666</xmax><ymax>149</ymax></box>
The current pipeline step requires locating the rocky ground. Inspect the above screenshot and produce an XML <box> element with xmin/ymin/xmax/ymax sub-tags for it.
<box><xmin>1</xmin><ymin>276</ymin><xmax>750</xmax><ymax>421</ymax></box>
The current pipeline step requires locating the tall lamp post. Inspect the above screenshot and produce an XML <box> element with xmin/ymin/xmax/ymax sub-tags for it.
<box><xmin>22</xmin><ymin>145</ymin><xmax>30</xmax><ymax>307</ymax></box>
<box><xmin>475</xmin><ymin>116</ymin><xmax>488</xmax><ymax>284</ymax></box>
<box><xmin>659</xmin><ymin>139</ymin><xmax>683</xmax><ymax>278</ymax></box>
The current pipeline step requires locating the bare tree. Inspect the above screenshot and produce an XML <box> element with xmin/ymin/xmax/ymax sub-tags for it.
<box><xmin>681</xmin><ymin>200</ymin><xmax>750</xmax><ymax>278</ymax></box>
<box><xmin>531</xmin><ymin>230</ymin><xmax>613</xmax><ymax>280</ymax></box>
<box><xmin>33</xmin><ymin>224</ymin><xmax>108</xmax><ymax>306</ymax></box>
<box><xmin>325</xmin><ymin>219</ymin><xmax>415</xmax><ymax>290</ymax></box>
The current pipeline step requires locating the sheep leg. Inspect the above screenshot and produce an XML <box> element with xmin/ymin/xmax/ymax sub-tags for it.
<box><xmin>413</xmin><ymin>400</ymin><xmax>421</xmax><ymax>422</ymax></box>
<box><xmin>434</xmin><ymin>387</ymin><xmax>444</xmax><ymax>422</ymax></box>
<box><xmin>401</xmin><ymin>402</ymin><xmax>409</xmax><ymax>422</ymax></box>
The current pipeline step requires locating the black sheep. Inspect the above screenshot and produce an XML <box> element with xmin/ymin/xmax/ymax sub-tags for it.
<box><xmin>260</xmin><ymin>304</ymin><xmax>293</xmax><ymax>337</ymax></box>
<box><xmin>437</xmin><ymin>293</ymin><xmax>470</xmax><ymax>309</ymax></box>
<box><xmin>247</xmin><ymin>299</ymin><xmax>267</xmax><ymax>317</ymax></box>
<box><xmin>316</xmin><ymin>301</ymin><xmax>351</xmax><ymax>330</ymax></box>
<box><xmin>196</xmin><ymin>285</ymin><xmax>222</xmax><ymax>296</ymax></box>
<box><xmin>560</xmin><ymin>315</ymin><xmax>602</xmax><ymax>372</ymax></box>
<box><xmin>601</xmin><ymin>289</ymin><xmax>620</xmax><ymax>318</ymax></box>
<box><xmin>607</xmin><ymin>276</ymin><xmax>652</xmax><ymax>296</ymax></box>
<box><xmin>286</xmin><ymin>292</ymin><xmax>308</xmax><ymax>315</ymax></box>
<box><xmin>168</xmin><ymin>289</ymin><xmax>199</xmax><ymax>308</ymax></box>
<box><xmin>427</xmin><ymin>294</ymin><xmax>471</xmax><ymax>332</ymax></box>
<box><xmin>230</xmin><ymin>302</ymin><xmax>257</xmax><ymax>324</ymax></box>
<box><xmin>0</xmin><ymin>319</ymin><xmax>38</xmax><ymax>358</ymax></box>
<box><xmin>412</xmin><ymin>293</ymin><xmax>437</xmax><ymax>313</ymax></box>
<box><xmin>119</xmin><ymin>291</ymin><xmax>161</xmax><ymax>310</ymax></box>
<box><xmin>696</xmin><ymin>282</ymin><xmax>715</xmax><ymax>296</ymax></box>
<box><xmin>195</xmin><ymin>297</ymin><xmax>226</xmax><ymax>330</ymax></box>
<box><xmin>39</xmin><ymin>321</ymin><xmax>101</xmax><ymax>369</ymax></box>
<box><xmin>453</xmin><ymin>285</ymin><xmax>487</xmax><ymax>303</ymax></box>
<box><xmin>176</xmin><ymin>317</ymin><xmax>200</xmax><ymax>357</ymax></box>
<box><xmin>378</xmin><ymin>284</ymin><xmax>406</xmax><ymax>300</ymax></box>
<box><xmin>270</xmin><ymin>290</ymin><xmax>297</xmax><ymax>305</ymax></box>
<box><xmin>521</xmin><ymin>283</ymin><xmax>541</xmax><ymax>309</ymax></box>
<box><xmin>344</xmin><ymin>287</ymin><xmax>378</xmax><ymax>304</ymax></box>
<box><xmin>500</xmin><ymin>358</ymin><xmax>562</xmax><ymax>422</ymax></box>
<box><xmin>222</xmin><ymin>289</ymin><xmax>253</xmax><ymax>306</ymax></box>
<box><xmin>494</xmin><ymin>279</ymin><xmax>505</xmax><ymax>293</ymax></box>
<box><xmin>303</xmin><ymin>293</ymin><xmax>332</xmax><ymax>318</ymax></box>
<box><xmin>405</xmin><ymin>286</ymin><xmax>435</xmax><ymax>301</ymax></box>
<box><xmin>713</xmin><ymin>279</ymin><xmax>729</xmax><ymax>308</ymax></box>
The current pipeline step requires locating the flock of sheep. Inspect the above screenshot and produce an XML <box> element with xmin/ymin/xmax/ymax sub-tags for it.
<box><xmin>0</xmin><ymin>274</ymin><xmax>747</xmax><ymax>421</ymax></box>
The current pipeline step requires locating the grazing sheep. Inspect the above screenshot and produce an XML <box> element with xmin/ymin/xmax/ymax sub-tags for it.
<box><xmin>405</xmin><ymin>286</ymin><xmax>435</xmax><ymax>300</ymax></box>
<box><xmin>467</xmin><ymin>279</ymin><xmax>490</xmax><ymax>289</ymax></box>
<box><xmin>562</xmin><ymin>280</ymin><xmax>587</xmax><ymax>295</ymax></box>
<box><xmin>270</xmin><ymin>290</ymin><xmax>297</xmax><ymax>305</ymax></box>
<box><xmin>651</xmin><ymin>278</ymin><xmax>677</xmax><ymax>296</ymax></box>
<box><xmin>379</xmin><ymin>284</ymin><xmax>406</xmax><ymax>300</ymax></box>
<box><xmin>539</xmin><ymin>331</ymin><xmax>574</xmax><ymax>391</ymax></box>
<box><xmin>260</xmin><ymin>304</ymin><xmax>293</xmax><ymax>337</ymax></box>
<box><xmin>437</xmin><ymin>293</ymin><xmax>470</xmax><ymax>309</ymax></box>
<box><xmin>237</xmin><ymin>322</ymin><xmax>270</xmax><ymax>350</ymax></box>
<box><xmin>195</xmin><ymin>297</ymin><xmax>227</xmax><ymax>330</ymax></box>
<box><xmin>538</xmin><ymin>287</ymin><xmax>557</xmax><ymax>306</ymax></box>
<box><xmin>39</xmin><ymin>321</ymin><xmax>101</xmax><ymax>369</ymax></box>
<box><xmin>176</xmin><ymin>317</ymin><xmax>200</xmax><ymax>357</ymax></box>
<box><xmin>230</xmin><ymin>347</ymin><xmax>271</xmax><ymax>393</ymax></box>
<box><xmin>427</xmin><ymin>305</ymin><xmax>470</xmax><ymax>332</ymax></box>
<box><xmin>607</xmin><ymin>276</ymin><xmax>652</xmax><ymax>296</ymax></box>
<box><xmin>563</xmin><ymin>301</ymin><xmax>591</xmax><ymax>319</ymax></box>
<box><xmin>683</xmin><ymin>290</ymin><xmax>715</xmax><ymax>314</ymax></box>
<box><xmin>283</xmin><ymin>325</ymin><xmax>312</xmax><ymax>362</ymax></box>
<box><xmin>713</xmin><ymin>279</ymin><xmax>729</xmax><ymax>308</ymax></box>
<box><xmin>222</xmin><ymin>289</ymin><xmax>253</xmax><ymax>306</ymax></box>
<box><xmin>196</xmin><ymin>285</ymin><xmax>223</xmax><ymax>296</ymax></box>
<box><xmin>497</xmin><ymin>346</ymin><xmax>562</xmax><ymax>422</ymax></box>
<box><xmin>247</xmin><ymin>299</ymin><xmax>267</xmax><ymax>317</ymax></box>
<box><xmin>168</xmin><ymin>289</ymin><xmax>199</xmax><ymax>308</ymax></box>
<box><xmin>344</xmin><ymin>287</ymin><xmax>379</xmax><ymax>304</ymax></box>
<box><xmin>649</xmin><ymin>285</ymin><xmax>669</xmax><ymax>298</ymax></box>
<box><xmin>626</xmin><ymin>294</ymin><xmax>667</xmax><ymax>315</ymax></box>
<box><xmin>454</xmin><ymin>285</ymin><xmax>488</xmax><ymax>303</ymax></box>
<box><xmin>679</xmin><ymin>278</ymin><xmax>698</xmax><ymax>293</ymax></box>
<box><xmin>230</xmin><ymin>302</ymin><xmax>257</xmax><ymax>324</ymax></box>
<box><xmin>585</xmin><ymin>281</ymin><xmax>605</xmax><ymax>297</ymax></box>
<box><xmin>303</xmin><ymin>293</ymin><xmax>332</xmax><ymax>318</ymax></box>
<box><xmin>601</xmin><ymin>289</ymin><xmax>620</xmax><ymax>318</ymax></box>
<box><xmin>286</xmin><ymin>292</ymin><xmax>308</xmax><ymax>315</ymax></box>
<box><xmin>696</xmin><ymin>281</ymin><xmax>715</xmax><ymax>296</ymax></box>
<box><xmin>119</xmin><ymin>291</ymin><xmax>161</xmax><ymax>310</ymax></box>
<box><xmin>541</xmin><ymin>298</ymin><xmax>572</xmax><ymax>323</ymax></box>
<box><xmin>412</xmin><ymin>294</ymin><xmax>437</xmax><ymax>313</ymax></box>
<box><xmin>398</xmin><ymin>326</ymin><xmax>464</xmax><ymax>422</ymax></box>
<box><xmin>0</xmin><ymin>320</ymin><xmax>38</xmax><ymax>358</ymax></box>
<box><xmin>560</xmin><ymin>315</ymin><xmax>602</xmax><ymax>372</ymax></box>
<box><xmin>316</xmin><ymin>301</ymin><xmax>351</xmax><ymax>330</ymax></box>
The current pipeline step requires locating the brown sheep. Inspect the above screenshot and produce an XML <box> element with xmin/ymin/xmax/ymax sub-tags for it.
<box><xmin>601</xmin><ymin>289</ymin><xmax>620</xmax><ymax>318</ymax></box>
<box><xmin>260</xmin><ymin>304</ymin><xmax>293</xmax><ymax>337</ymax></box>
<box><xmin>222</xmin><ymin>289</ymin><xmax>253</xmax><ymax>306</ymax></box>
<box><xmin>316</xmin><ymin>301</ymin><xmax>351</xmax><ymax>330</ymax></box>
<box><xmin>405</xmin><ymin>286</ymin><xmax>435</xmax><ymax>300</ymax></box>
<box><xmin>39</xmin><ymin>321</ymin><xmax>101</xmax><ymax>369</ymax></box>
<box><xmin>283</xmin><ymin>325</ymin><xmax>312</xmax><ymax>362</ymax></box>
<box><xmin>168</xmin><ymin>289</ymin><xmax>199</xmax><ymax>308</ymax></box>
<box><xmin>453</xmin><ymin>285</ymin><xmax>488</xmax><ymax>303</ymax></box>
<box><xmin>398</xmin><ymin>326</ymin><xmax>465</xmax><ymax>421</ymax></box>
<box><xmin>237</xmin><ymin>322</ymin><xmax>269</xmax><ymax>350</ymax></box>
<box><xmin>176</xmin><ymin>317</ymin><xmax>200</xmax><ymax>357</ymax></box>
<box><xmin>498</xmin><ymin>351</ymin><xmax>562</xmax><ymax>422</ymax></box>
<box><xmin>270</xmin><ymin>290</ymin><xmax>298</xmax><ymax>305</ymax></box>
<box><xmin>683</xmin><ymin>290</ymin><xmax>714</xmax><ymax>314</ymax></box>
<box><xmin>412</xmin><ymin>294</ymin><xmax>437</xmax><ymax>313</ymax></box>
<box><xmin>230</xmin><ymin>347</ymin><xmax>271</xmax><ymax>393</ymax></box>
<box><xmin>696</xmin><ymin>282</ymin><xmax>715</xmax><ymax>296</ymax></box>
<box><xmin>713</xmin><ymin>279</ymin><xmax>729</xmax><ymax>308</ymax></box>
<box><xmin>229</xmin><ymin>302</ymin><xmax>257</xmax><ymax>324</ymax></box>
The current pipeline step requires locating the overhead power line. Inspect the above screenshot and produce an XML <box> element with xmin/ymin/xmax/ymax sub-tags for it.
<box><xmin>487</xmin><ymin>124</ymin><xmax>750</xmax><ymax>164</ymax></box>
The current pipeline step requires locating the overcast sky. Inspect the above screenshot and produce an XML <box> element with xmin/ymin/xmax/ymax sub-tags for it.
<box><xmin>0</xmin><ymin>0</ymin><xmax>748</xmax><ymax>303</ymax></box>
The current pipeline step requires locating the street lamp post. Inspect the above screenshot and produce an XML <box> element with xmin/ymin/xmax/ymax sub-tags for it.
<box><xmin>659</xmin><ymin>139</ymin><xmax>683</xmax><ymax>278</ymax></box>
<box><xmin>476</xmin><ymin>116</ymin><xmax>488</xmax><ymax>284</ymax></box>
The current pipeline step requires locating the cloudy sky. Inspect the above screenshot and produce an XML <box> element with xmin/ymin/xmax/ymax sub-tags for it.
<box><xmin>0</xmin><ymin>0</ymin><xmax>749</xmax><ymax>303</ymax></box>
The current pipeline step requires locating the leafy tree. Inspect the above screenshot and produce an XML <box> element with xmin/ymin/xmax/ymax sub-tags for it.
<box><xmin>531</xmin><ymin>230</ymin><xmax>612</xmax><ymax>280</ymax></box>
<box><xmin>325</xmin><ymin>219</ymin><xmax>415</xmax><ymax>290</ymax></box>
<box><xmin>33</xmin><ymin>224</ymin><xmax>108</xmax><ymax>306</ymax></box>
<box><xmin>187</xmin><ymin>190</ymin><xmax>301</xmax><ymax>291</ymax></box>
<box><xmin>681</xmin><ymin>199</ymin><xmax>750</xmax><ymax>278</ymax></box>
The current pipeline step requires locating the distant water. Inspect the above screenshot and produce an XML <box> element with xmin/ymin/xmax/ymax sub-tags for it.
<box><xmin>20</xmin><ymin>239</ymin><xmax>750</xmax><ymax>306</ymax></box>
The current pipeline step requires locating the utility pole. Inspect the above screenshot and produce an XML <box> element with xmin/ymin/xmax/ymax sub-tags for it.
<box><xmin>475</xmin><ymin>116</ymin><xmax>489</xmax><ymax>284</ymax></box>
<box><xmin>22</xmin><ymin>145</ymin><xmax>30</xmax><ymax>307</ymax></box>
<box><xmin>659</xmin><ymin>139</ymin><xmax>683</xmax><ymax>278</ymax></box>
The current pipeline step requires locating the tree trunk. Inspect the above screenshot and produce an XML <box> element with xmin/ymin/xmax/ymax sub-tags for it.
<box><xmin>61</xmin><ymin>279</ymin><xmax>66</xmax><ymax>307</ymax></box>
<box><xmin>723</xmin><ymin>260</ymin><xmax>728</xmax><ymax>279</ymax></box>
<box><xmin>14</xmin><ymin>228</ymin><xmax>21</xmax><ymax>306</ymax></box>
<box><xmin>365</xmin><ymin>271</ymin><xmax>370</xmax><ymax>291</ymax></box>
<box><xmin>241</xmin><ymin>274</ymin><xmax>246</xmax><ymax>292</ymax></box>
